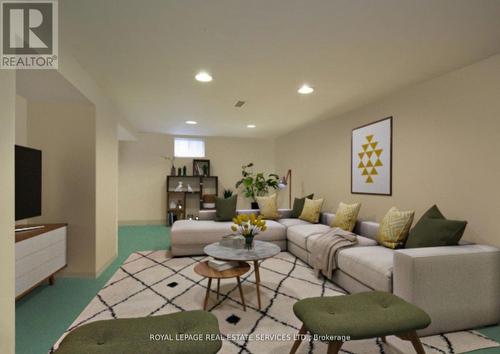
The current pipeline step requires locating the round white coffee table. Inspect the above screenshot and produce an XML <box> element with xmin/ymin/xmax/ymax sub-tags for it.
<box><xmin>204</xmin><ymin>240</ymin><xmax>281</xmax><ymax>310</ymax></box>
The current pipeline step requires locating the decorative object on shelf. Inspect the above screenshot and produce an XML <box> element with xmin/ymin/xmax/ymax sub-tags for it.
<box><xmin>176</xmin><ymin>200</ymin><xmax>183</xmax><ymax>210</ymax></box>
<box><xmin>231</xmin><ymin>213</ymin><xmax>267</xmax><ymax>250</ymax></box>
<box><xmin>193</xmin><ymin>159</ymin><xmax>210</xmax><ymax>176</ymax></box>
<box><xmin>166</xmin><ymin>174</ymin><xmax>219</xmax><ymax>221</ymax></box>
<box><xmin>195</xmin><ymin>215</ymin><xmax>200</xmax><ymax>221</ymax></box>
<box><xmin>175</xmin><ymin>181</ymin><xmax>184</xmax><ymax>192</ymax></box>
<box><xmin>182</xmin><ymin>165</ymin><xmax>187</xmax><ymax>176</ymax></box>
<box><xmin>223</xmin><ymin>189</ymin><xmax>234</xmax><ymax>199</ymax></box>
<box><xmin>162</xmin><ymin>156</ymin><xmax>176</xmax><ymax>176</ymax></box>
<box><xmin>202</xmin><ymin>194</ymin><xmax>216</xmax><ymax>209</ymax></box>
<box><xmin>187</xmin><ymin>214</ymin><xmax>194</xmax><ymax>220</ymax></box>
<box><xmin>352</xmin><ymin>117</ymin><xmax>392</xmax><ymax>195</ymax></box>
<box><xmin>177</xmin><ymin>167</ymin><xmax>182</xmax><ymax>176</ymax></box>
<box><xmin>277</xmin><ymin>169</ymin><xmax>292</xmax><ymax>208</ymax></box>
<box><xmin>235</xmin><ymin>162</ymin><xmax>280</xmax><ymax>209</ymax></box>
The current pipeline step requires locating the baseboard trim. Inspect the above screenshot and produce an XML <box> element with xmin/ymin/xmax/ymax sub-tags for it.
<box><xmin>119</xmin><ymin>220</ymin><xmax>166</xmax><ymax>226</ymax></box>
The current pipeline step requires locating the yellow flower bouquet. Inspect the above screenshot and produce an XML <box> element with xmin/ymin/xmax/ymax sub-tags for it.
<box><xmin>231</xmin><ymin>213</ymin><xmax>267</xmax><ymax>249</ymax></box>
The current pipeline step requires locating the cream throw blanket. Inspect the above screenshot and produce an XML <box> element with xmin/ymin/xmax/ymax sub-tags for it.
<box><xmin>310</xmin><ymin>227</ymin><xmax>358</xmax><ymax>279</ymax></box>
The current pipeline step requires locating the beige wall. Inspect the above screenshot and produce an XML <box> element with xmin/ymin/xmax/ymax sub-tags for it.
<box><xmin>0</xmin><ymin>71</ymin><xmax>16</xmax><ymax>354</ymax></box>
<box><xmin>28</xmin><ymin>101</ymin><xmax>98</xmax><ymax>276</ymax></box>
<box><xmin>57</xmin><ymin>48</ymin><xmax>133</xmax><ymax>275</ymax></box>
<box><xmin>15</xmin><ymin>95</ymin><xmax>28</xmax><ymax>145</ymax></box>
<box><xmin>119</xmin><ymin>133</ymin><xmax>276</xmax><ymax>224</ymax></box>
<box><xmin>276</xmin><ymin>53</ymin><xmax>500</xmax><ymax>247</ymax></box>
<box><xmin>95</xmin><ymin>107</ymin><xmax>119</xmax><ymax>274</ymax></box>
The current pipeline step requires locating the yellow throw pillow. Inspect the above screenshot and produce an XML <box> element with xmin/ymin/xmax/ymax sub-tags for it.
<box><xmin>376</xmin><ymin>207</ymin><xmax>415</xmax><ymax>249</ymax></box>
<box><xmin>331</xmin><ymin>202</ymin><xmax>361</xmax><ymax>232</ymax></box>
<box><xmin>256</xmin><ymin>194</ymin><xmax>280</xmax><ymax>219</ymax></box>
<box><xmin>299</xmin><ymin>198</ymin><xmax>324</xmax><ymax>223</ymax></box>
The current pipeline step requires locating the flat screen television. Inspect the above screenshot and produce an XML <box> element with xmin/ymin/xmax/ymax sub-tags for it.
<box><xmin>15</xmin><ymin>145</ymin><xmax>42</xmax><ymax>221</ymax></box>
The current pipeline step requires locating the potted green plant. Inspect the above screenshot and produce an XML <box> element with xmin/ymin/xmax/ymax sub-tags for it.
<box><xmin>235</xmin><ymin>163</ymin><xmax>280</xmax><ymax>209</ymax></box>
<box><xmin>223</xmin><ymin>189</ymin><xmax>234</xmax><ymax>199</ymax></box>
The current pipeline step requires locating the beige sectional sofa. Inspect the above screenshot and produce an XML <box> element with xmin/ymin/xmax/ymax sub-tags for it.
<box><xmin>171</xmin><ymin>208</ymin><xmax>500</xmax><ymax>336</ymax></box>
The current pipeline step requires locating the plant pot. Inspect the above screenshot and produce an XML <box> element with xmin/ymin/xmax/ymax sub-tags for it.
<box><xmin>251</xmin><ymin>202</ymin><xmax>259</xmax><ymax>210</ymax></box>
<box><xmin>245</xmin><ymin>235</ymin><xmax>254</xmax><ymax>250</ymax></box>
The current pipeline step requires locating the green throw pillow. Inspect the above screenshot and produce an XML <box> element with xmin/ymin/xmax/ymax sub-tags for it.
<box><xmin>405</xmin><ymin>205</ymin><xmax>467</xmax><ymax>248</ymax></box>
<box><xmin>215</xmin><ymin>195</ymin><xmax>237</xmax><ymax>222</ymax></box>
<box><xmin>291</xmin><ymin>194</ymin><xmax>314</xmax><ymax>218</ymax></box>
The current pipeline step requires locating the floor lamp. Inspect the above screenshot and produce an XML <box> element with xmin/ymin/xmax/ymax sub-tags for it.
<box><xmin>278</xmin><ymin>169</ymin><xmax>292</xmax><ymax>208</ymax></box>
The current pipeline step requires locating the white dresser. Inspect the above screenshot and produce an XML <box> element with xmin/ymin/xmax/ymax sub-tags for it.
<box><xmin>15</xmin><ymin>224</ymin><xmax>67</xmax><ymax>298</ymax></box>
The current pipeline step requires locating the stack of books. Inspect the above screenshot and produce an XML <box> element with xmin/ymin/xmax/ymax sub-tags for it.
<box><xmin>208</xmin><ymin>259</ymin><xmax>239</xmax><ymax>272</ymax></box>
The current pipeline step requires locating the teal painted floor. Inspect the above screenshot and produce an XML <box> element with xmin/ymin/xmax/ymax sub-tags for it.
<box><xmin>15</xmin><ymin>225</ymin><xmax>500</xmax><ymax>353</ymax></box>
<box><xmin>15</xmin><ymin>226</ymin><xmax>170</xmax><ymax>354</ymax></box>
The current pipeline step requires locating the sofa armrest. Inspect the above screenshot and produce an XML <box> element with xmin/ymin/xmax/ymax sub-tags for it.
<box><xmin>320</xmin><ymin>212</ymin><xmax>335</xmax><ymax>226</ymax></box>
<box><xmin>393</xmin><ymin>245</ymin><xmax>500</xmax><ymax>335</ymax></box>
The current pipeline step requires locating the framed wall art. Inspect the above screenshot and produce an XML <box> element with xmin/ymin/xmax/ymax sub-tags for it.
<box><xmin>351</xmin><ymin>117</ymin><xmax>392</xmax><ymax>195</ymax></box>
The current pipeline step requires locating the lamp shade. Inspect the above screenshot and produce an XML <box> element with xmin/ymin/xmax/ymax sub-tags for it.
<box><xmin>278</xmin><ymin>176</ymin><xmax>288</xmax><ymax>189</ymax></box>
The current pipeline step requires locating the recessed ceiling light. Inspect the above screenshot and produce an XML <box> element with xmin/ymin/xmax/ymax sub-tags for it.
<box><xmin>195</xmin><ymin>71</ymin><xmax>213</xmax><ymax>82</ymax></box>
<box><xmin>298</xmin><ymin>84</ymin><xmax>314</xmax><ymax>94</ymax></box>
<box><xmin>185</xmin><ymin>120</ymin><xmax>198</xmax><ymax>125</ymax></box>
<box><xmin>247</xmin><ymin>124</ymin><xmax>256</xmax><ymax>129</ymax></box>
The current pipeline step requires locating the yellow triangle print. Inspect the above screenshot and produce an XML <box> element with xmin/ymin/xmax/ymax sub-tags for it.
<box><xmin>366</xmin><ymin>135</ymin><xmax>374</xmax><ymax>142</ymax></box>
<box><xmin>375</xmin><ymin>159</ymin><xmax>383</xmax><ymax>167</ymax></box>
<box><xmin>366</xmin><ymin>176</ymin><xmax>374</xmax><ymax>183</ymax></box>
<box><xmin>366</xmin><ymin>151</ymin><xmax>373</xmax><ymax>158</ymax></box>
<box><xmin>370</xmin><ymin>168</ymin><xmax>378</xmax><ymax>175</ymax></box>
<box><xmin>358</xmin><ymin>161</ymin><xmax>365</xmax><ymax>168</ymax></box>
<box><xmin>358</xmin><ymin>152</ymin><xmax>365</xmax><ymax>159</ymax></box>
<box><xmin>366</xmin><ymin>160</ymin><xmax>373</xmax><ymax>167</ymax></box>
<box><xmin>362</xmin><ymin>143</ymin><xmax>369</xmax><ymax>151</ymax></box>
<box><xmin>370</xmin><ymin>142</ymin><xmax>378</xmax><ymax>149</ymax></box>
<box><xmin>362</xmin><ymin>168</ymin><xmax>369</xmax><ymax>176</ymax></box>
<box><xmin>375</xmin><ymin>149</ymin><xmax>383</xmax><ymax>157</ymax></box>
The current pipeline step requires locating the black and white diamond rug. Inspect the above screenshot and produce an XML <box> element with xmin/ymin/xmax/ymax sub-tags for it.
<box><xmin>53</xmin><ymin>251</ymin><xmax>499</xmax><ymax>354</ymax></box>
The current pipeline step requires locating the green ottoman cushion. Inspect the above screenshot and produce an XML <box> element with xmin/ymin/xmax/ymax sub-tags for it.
<box><xmin>55</xmin><ymin>310</ymin><xmax>222</xmax><ymax>354</ymax></box>
<box><xmin>293</xmin><ymin>291</ymin><xmax>431</xmax><ymax>340</ymax></box>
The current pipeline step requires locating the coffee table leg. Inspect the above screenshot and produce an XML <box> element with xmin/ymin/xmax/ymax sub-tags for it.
<box><xmin>204</xmin><ymin>278</ymin><xmax>212</xmax><ymax>310</ymax></box>
<box><xmin>217</xmin><ymin>279</ymin><xmax>220</xmax><ymax>299</ymax></box>
<box><xmin>237</xmin><ymin>276</ymin><xmax>246</xmax><ymax>311</ymax></box>
<box><xmin>254</xmin><ymin>260</ymin><xmax>262</xmax><ymax>310</ymax></box>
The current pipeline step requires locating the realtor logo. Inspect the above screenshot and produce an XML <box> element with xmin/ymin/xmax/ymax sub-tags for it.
<box><xmin>1</xmin><ymin>0</ymin><xmax>58</xmax><ymax>69</ymax></box>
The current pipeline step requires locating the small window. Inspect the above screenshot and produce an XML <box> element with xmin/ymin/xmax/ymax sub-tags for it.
<box><xmin>174</xmin><ymin>137</ymin><xmax>205</xmax><ymax>158</ymax></box>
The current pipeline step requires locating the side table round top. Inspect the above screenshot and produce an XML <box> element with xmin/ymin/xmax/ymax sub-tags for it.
<box><xmin>194</xmin><ymin>261</ymin><xmax>250</xmax><ymax>279</ymax></box>
<box><xmin>204</xmin><ymin>240</ymin><xmax>281</xmax><ymax>262</ymax></box>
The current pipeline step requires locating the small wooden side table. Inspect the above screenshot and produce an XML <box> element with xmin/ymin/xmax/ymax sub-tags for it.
<box><xmin>194</xmin><ymin>261</ymin><xmax>250</xmax><ymax>311</ymax></box>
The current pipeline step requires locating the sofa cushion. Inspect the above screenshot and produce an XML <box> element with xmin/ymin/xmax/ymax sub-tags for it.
<box><xmin>337</xmin><ymin>246</ymin><xmax>394</xmax><ymax>292</ymax></box>
<box><xmin>331</xmin><ymin>202</ymin><xmax>361</xmax><ymax>232</ymax></box>
<box><xmin>287</xmin><ymin>224</ymin><xmax>331</xmax><ymax>250</ymax></box>
<box><xmin>277</xmin><ymin>218</ymin><xmax>312</xmax><ymax>228</ymax></box>
<box><xmin>405</xmin><ymin>205</ymin><xmax>467</xmax><ymax>248</ymax></box>
<box><xmin>172</xmin><ymin>219</ymin><xmax>286</xmax><ymax>245</ymax></box>
<box><xmin>291</xmin><ymin>194</ymin><xmax>314</xmax><ymax>218</ymax></box>
<box><xmin>299</xmin><ymin>198</ymin><xmax>324</xmax><ymax>223</ymax></box>
<box><xmin>215</xmin><ymin>195</ymin><xmax>237</xmax><ymax>221</ymax></box>
<box><xmin>256</xmin><ymin>193</ymin><xmax>280</xmax><ymax>219</ymax></box>
<box><xmin>376</xmin><ymin>207</ymin><xmax>415</xmax><ymax>249</ymax></box>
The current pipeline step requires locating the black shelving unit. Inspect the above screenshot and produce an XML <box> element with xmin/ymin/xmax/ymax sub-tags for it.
<box><xmin>166</xmin><ymin>175</ymin><xmax>218</xmax><ymax>222</ymax></box>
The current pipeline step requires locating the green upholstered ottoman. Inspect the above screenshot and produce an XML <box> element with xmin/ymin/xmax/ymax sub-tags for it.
<box><xmin>55</xmin><ymin>310</ymin><xmax>222</xmax><ymax>354</ymax></box>
<box><xmin>290</xmin><ymin>291</ymin><xmax>431</xmax><ymax>354</ymax></box>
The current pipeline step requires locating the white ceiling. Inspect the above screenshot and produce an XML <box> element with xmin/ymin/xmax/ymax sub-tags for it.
<box><xmin>60</xmin><ymin>0</ymin><xmax>500</xmax><ymax>138</ymax></box>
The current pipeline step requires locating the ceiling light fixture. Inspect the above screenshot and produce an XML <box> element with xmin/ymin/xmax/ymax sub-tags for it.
<box><xmin>247</xmin><ymin>124</ymin><xmax>256</xmax><ymax>129</ymax></box>
<box><xmin>298</xmin><ymin>84</ymin><xmax>314</xmax><ymax>94</ymax></box>
<box><xmin>195</xmin><ymin>71</ymin><xmax>213</xmax><ymax>82</ymax></box>
<box><xmin>185</xmin><ymin>120</ymin><xmax>198</xmax><ymax>125</ymax></box>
